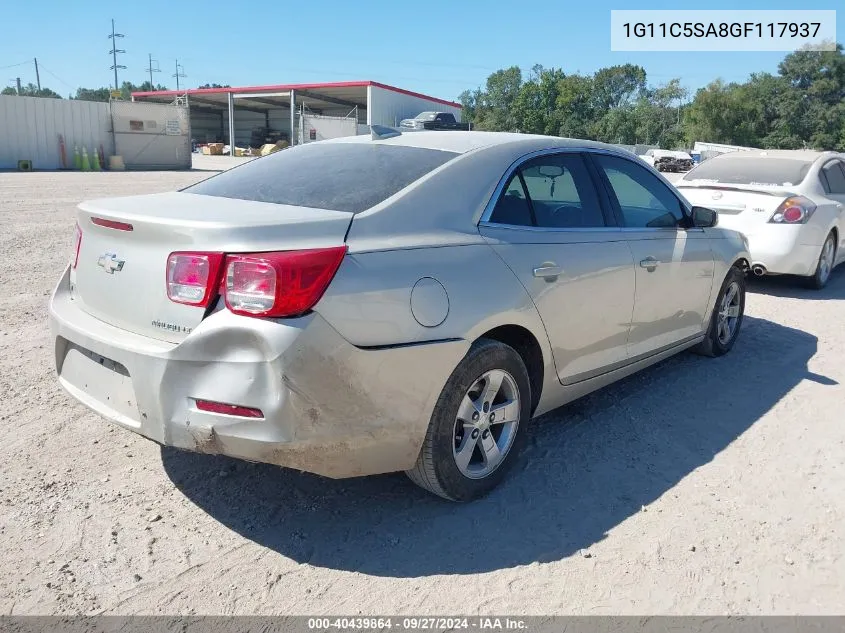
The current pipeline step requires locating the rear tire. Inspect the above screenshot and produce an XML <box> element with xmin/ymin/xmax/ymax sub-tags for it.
<box><xmin>406</xmin><ymin>338</ymin><xmax>531</xmax><ymax>502</ymax></box>
<box><xmin>694</xmin><ymin>266</ymin><xmax>746</xmax><ymax>358</ymax></box>
<box><xmin>805</xmin><ymin>232</ymin><xmax>836</xmax><ymax>290</ymax></box>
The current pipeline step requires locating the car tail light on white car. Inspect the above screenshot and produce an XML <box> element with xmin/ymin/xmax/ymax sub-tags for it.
<box><xmin>166</xmin><ymin>252</ymin><xmax>225</xmax><ymax>307</ymax></box>
<box><xmin>166</xmin><ymin>246</ymin><xmax>347</xmax><ymax>318</ymax></box>
<box><xmin>769</xmin><ymin>196</ymin><xmax>816</xmax><ymax>225</ymax></box>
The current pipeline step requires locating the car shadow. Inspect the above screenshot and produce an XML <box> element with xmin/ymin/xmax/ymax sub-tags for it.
<box><xmin>161</xmin><ymin>316</ymin><xmax>832</xmax><ymax>577</ymax></box>
<box><xmin>747</xmin><ymin>265</ymin><xmax>845</xmax><ymax>300</ymax></box>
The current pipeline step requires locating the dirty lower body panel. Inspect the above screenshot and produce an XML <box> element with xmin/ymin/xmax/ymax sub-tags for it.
<box><xmin>49</xmin><ymin>266</ymin><xmax>468</xmax><ymax>478</ymax></box>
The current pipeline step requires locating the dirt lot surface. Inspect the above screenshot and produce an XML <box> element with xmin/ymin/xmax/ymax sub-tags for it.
<box><xmin>1</xmin><ymin>164</ymin><xmax>844</xmax><ymax>616</ymax></box>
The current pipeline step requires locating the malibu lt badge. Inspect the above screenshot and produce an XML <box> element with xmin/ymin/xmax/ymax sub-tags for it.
<box><xmin>97</xmin><ymin>252</ymin><xmax>125</xmax><ymax>274</ymax></box>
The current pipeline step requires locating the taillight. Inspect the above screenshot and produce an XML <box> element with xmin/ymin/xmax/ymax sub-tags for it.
<box><xmin>769</xmin><ymin>196</ymin><xmax>816</xmax><ymax>224</ymax></box>
<box><xmin>166</xmin><ymin>252</ymin><xmax>224</xmax><ymax>307</ymax></box>
<box><xmin>223</xmin><ymin>246</ymin><xmax>347</xmax><ymax>317</ymax></box>
<box><xmin>71</xmin><ymin>223</ymin><xmax>82</xmax><ymax>269</ymax></box>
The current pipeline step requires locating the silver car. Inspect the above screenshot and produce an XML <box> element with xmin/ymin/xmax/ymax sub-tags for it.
<box><xmin>50</xmin><ymin>131</ymin><xmax>750</xmax><ymax>501</ymax></box>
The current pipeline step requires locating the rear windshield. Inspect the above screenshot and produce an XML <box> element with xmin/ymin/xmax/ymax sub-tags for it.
<box><xmin>682</xmin><ymin>156</ymin><xmax>812</xmax><ymax>187</ymax></box>
<box><xmin>184</xmin><ymin>143</ymin><xmax>458</xmax><ymax>213</ymax></box>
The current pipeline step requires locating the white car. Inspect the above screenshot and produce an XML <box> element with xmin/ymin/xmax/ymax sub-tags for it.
<box><xmin>677</xmin><ymin>150</ymin><xmax>845</xmax><ymax>289</ymax></box>
<box><xmin>639</xmin><ymin>149</ymin><xmax>694</xmax><ymax>172</ymax></box>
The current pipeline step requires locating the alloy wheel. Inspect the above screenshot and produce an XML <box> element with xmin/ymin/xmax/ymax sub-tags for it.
<box><xmin>717</xmin><ymin>281</ymin><xmax>742</xmax><ymax>346</ymax></box>
<box><xmin>452</xmin><ymin>369</ymin><xmax>521</xmax><ymax>479</ymax></box>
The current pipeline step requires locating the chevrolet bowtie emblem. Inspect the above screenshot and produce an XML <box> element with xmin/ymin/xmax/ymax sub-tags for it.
<box><xmin>97</xmin><ymin>253</ymin><xmax>125</xmax><ymax>274</ymax></box>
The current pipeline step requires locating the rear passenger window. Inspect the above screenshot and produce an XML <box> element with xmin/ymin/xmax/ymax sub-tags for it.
<box><xmin>490</xmin><ymin>175</ymin><xmax>533</xmax><ymax>226</ymax></box>
<box><xmin>489</xmin><ymin>153</ymin><xmax>606</xmax><ymax>228</ymax></box>
<box><xmin>822</xmin><ymin>161</ymin><xmax>845</xmax><ymax>194</ymax></box>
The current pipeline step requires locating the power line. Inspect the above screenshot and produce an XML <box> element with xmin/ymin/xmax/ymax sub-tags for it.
<box><xmin>108</xmin><ymin>18</ymin><xmax>126</xmax><ymax>91</ymax></box>
<box><xmin>38</xmin><ymin>64</ymin><xmax>75</xmax><ymax>91</ymax></box>
<box><xmin>0</xmin><ymin>60</ymin><xmax>30</xmax><ymax>70</ymax></box>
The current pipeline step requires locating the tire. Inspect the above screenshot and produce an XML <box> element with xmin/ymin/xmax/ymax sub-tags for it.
<box><xmin>694</xmin><ymin>266</ymin><xmax>746</xmax><ymax>358</ymax></box>
<box><xmin>406</xmin><ymin>338</ymin><xmax>531</xmax><ymax>502</ymax></box>
<box><xmin>805</xmin><ymin>232</ymin><xmax>837</xmax><ymax>290</ymax></box>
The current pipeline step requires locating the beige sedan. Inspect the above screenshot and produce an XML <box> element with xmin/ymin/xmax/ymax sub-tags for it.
<box><xmin>50</xmin><ymin>131</ymin><xmax>750</xmax><ymax>501</ymax></box>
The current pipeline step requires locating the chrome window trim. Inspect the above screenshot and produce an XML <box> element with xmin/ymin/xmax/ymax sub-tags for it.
<box><xmin>478</xmin><ymin>221</ymin><xmax>624</xmax><ymax>234</ymax></box>
<box><xmin>478</xmin><ymin>146</ymin><xmax>693</xmax><ymax>231</ymax></box>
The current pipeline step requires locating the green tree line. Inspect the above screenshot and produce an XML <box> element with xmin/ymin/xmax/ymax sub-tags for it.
<box><xmin>460</xmin><ymin>43</ymin><xmax>845</xmax><ymax>151</ymax></box>
<box><xmin>2</xmin><ymin>81</ymin><xmax>229</xmax><ymax>101</ymax></box>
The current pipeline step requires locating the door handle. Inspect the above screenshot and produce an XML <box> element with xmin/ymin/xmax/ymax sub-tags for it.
<box><xmin>639</xmin><ymin>257</ymin><xmax>661</xmax><ymax>271</ymax></box>
<box><xmin>533</xmin><ymin>265</ymin><xmax>562</xmax><ymax>279</ymax></box>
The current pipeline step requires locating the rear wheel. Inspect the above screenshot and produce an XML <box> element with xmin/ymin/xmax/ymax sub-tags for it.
<box><xmin>406</xmin><ymin>338</ymin><xmax>531</xmax><ymax>501</ymax></box>
<box><xmin>805</xmin><ymin>232</ymin><xmax>837</xmax><ymax>290</ymax></box>
<box><xmin>694</xmin><ymin>266</ymin><xmax>745</xmax><ymax>358</ymax></box>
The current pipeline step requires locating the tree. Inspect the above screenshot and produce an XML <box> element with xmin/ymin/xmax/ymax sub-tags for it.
<box><xmin>74</xmin><ymin>87</ymin><xmax>112</xmax><ymax>102</ymax></box>
<box><xmin>474</xmin><ymin>66</ymin><xmax>523</xmax><ymax>131</ymax></box>
<box><xmin>1</xmin><ymin>83</ymin><xmax>61</xmax><ymax>99</ymax></box>
<box><xmin>591</xmin><ymin>64</ymin><xmax>647</xmax><ymax>111</ymax></box>
<box><xmin>197</xmin><ymin>83</ymin><xmax>230</xmax><ymax>89</ymax></box>
<box><xmin>462</xmin><ymin>42</ymin><xmax>845</xmax><ymax>151</ymax></box>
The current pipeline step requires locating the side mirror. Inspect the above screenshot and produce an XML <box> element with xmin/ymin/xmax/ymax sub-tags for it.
<box><xmin>691</xmin><ymin>206</ymin><xmax>718</xmax><ymax>228</ymax></box>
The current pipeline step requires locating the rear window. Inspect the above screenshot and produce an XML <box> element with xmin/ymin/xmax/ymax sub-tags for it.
<box><xmin>682</xmin><ymin>156</ymin><xmax>812</xmax><ymax>187</ymax></box>
<box><xmin>184</xmin><ymin>143</ymin><xmax>458</xmax><ymax>213</ymax></box>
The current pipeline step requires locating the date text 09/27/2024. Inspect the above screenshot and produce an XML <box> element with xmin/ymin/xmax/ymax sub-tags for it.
<box><xmin>307</xmin><ymin>617</ymin><xmax>528</xmax><ymax>630</ymax></box>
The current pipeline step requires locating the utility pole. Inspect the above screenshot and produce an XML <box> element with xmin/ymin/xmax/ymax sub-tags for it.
<box><xmin>108</xmin><ymin>18</ymin><xmax>126</xmax><ymax>91</ymax></box>
<box><xmin>145</xmin><ymin>53</ymin><xmax>161</xmax><ymax>90</ymax></box>
<box><xmin>15</xmin><ymin>78</ymin><xmax>22</xmax><ymax>94</ymax></box>
<box><xmin>172</xmin><ymin>59</ymin><xmax>186</xmax><ymax>92</ymax></box>
<box><xmin>34</xmin><ymin>58</ymin><xmax>41</xmax><ymax>91</ymax></box>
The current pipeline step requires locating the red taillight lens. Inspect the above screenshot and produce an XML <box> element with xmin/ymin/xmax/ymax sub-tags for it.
<box><xmin>71</xmin><ymin>223</ymin><xmax>82</xmax><ymax>269</ymax></box>
<box><xmin>195</xmin><ymin>399</ymin><xmax>264</xmax><ymax>418</ymax></box>
<box><xmin>782</xmin><ymin>207</ymin><xmax>803</xmax><ymax>222</ymax></box>
<box><xmin>223</xmin><ymin>246</ymin><xmax>347</xmax><ymax>317</ymax></box>
<box><xmin>770</xmin><ymin>196</ymin><xmax>816</xmax><ymax>224</ymax></box>
<box><xmin>166</xmin><ymin>252</ymin><xmax>224</xmax><ymax>307</ymax></box>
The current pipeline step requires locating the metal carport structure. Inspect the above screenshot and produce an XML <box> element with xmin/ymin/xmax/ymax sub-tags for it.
<box><xmin>131</xmin><ymin>81</ymin><xmax>462</xmax><ymax>150</ymax></box>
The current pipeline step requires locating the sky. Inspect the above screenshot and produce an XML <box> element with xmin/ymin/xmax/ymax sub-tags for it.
<box><xmin>1</xmin><ymin>0</ymin><xmax>842</xmax><ymax>102</ymax></box>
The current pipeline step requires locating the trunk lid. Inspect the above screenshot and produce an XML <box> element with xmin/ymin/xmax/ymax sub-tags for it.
<box><xmin>71</xmin><ymin>191</ymin><xmax>352</xmax><ymax>343</ymax></box>
<box><xmin>676</xmin><ymin>183</ymin><xmax>794</xmax><ymax>233</ymax></box>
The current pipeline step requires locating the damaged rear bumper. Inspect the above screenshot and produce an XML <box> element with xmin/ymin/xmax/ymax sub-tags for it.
<box><xmin>49</xmin><ymin>266</ymin><xmax>468</xmax><ymax>478</ymax></box>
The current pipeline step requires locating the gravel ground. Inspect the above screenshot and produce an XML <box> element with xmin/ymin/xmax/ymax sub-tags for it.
<box><xmin>1</xmin><ymin>164</ymin><xmax>844</xmax><ymax>616</ymax></box>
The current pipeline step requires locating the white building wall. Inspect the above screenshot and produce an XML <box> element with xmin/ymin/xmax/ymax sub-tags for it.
<box><xmin>367</xmin><ymin>85</ymin><xmax>461</xmax><ymax>128</ymax></box>
<box><xmin>0</xmin><ymin>95</ymin><xmax>113</xmax><ymax>170</ymax></box>
<box><xmin>109</xmin><ymin>100</ymin><xmax>191</xmax><ymax>169</ymax></box>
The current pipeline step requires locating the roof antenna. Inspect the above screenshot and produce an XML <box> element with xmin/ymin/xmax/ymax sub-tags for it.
<box><xmin>370</xmin><ymin>125</ymin><xmax>401</xmax><ymax>140</ymax></box>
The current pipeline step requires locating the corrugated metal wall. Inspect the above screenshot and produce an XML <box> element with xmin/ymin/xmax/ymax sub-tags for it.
<box><xmin>0</xmin><ymin>95</ymin><xmax>113</xmax><ymax>170</ymax></box>
<box><xmin>110</xmin><ymin>100</ymin><xmax>191</xmax><ymax>169</ymax></box>
<box><xmin>191</xmin><ymin>108</ymin><xmax>292</xmax><ymax>147</ymax></box>
<box><xmin>367</xmin><ymin>86</ymin><xmax>461</xmax><ymax>127</ymax></box>
<box><xmin>191</xmin><ymin>105</ymin><xmax>361</xmax><ymax>148</ymax></box>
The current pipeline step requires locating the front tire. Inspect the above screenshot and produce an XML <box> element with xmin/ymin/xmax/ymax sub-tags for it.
<box><xmin>805</xmin><ymin>232</ymin><xmax>837</xmax><ymax>290</ymax></box>
<box><xmin>406</xmin><ymin>338</ymin><xmax>531</xmax><ymax>501</ymax></box>
<box><xmin>694</xmin><ymin>266</ymin><xmax>746</xmax><ymax>358</ymax></box>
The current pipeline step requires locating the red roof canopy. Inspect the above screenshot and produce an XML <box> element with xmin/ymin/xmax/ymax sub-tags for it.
<box><xmin>131</xmin><ymin>80</ymin><xmax>461</xmax><ymax>109</ymax></box>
